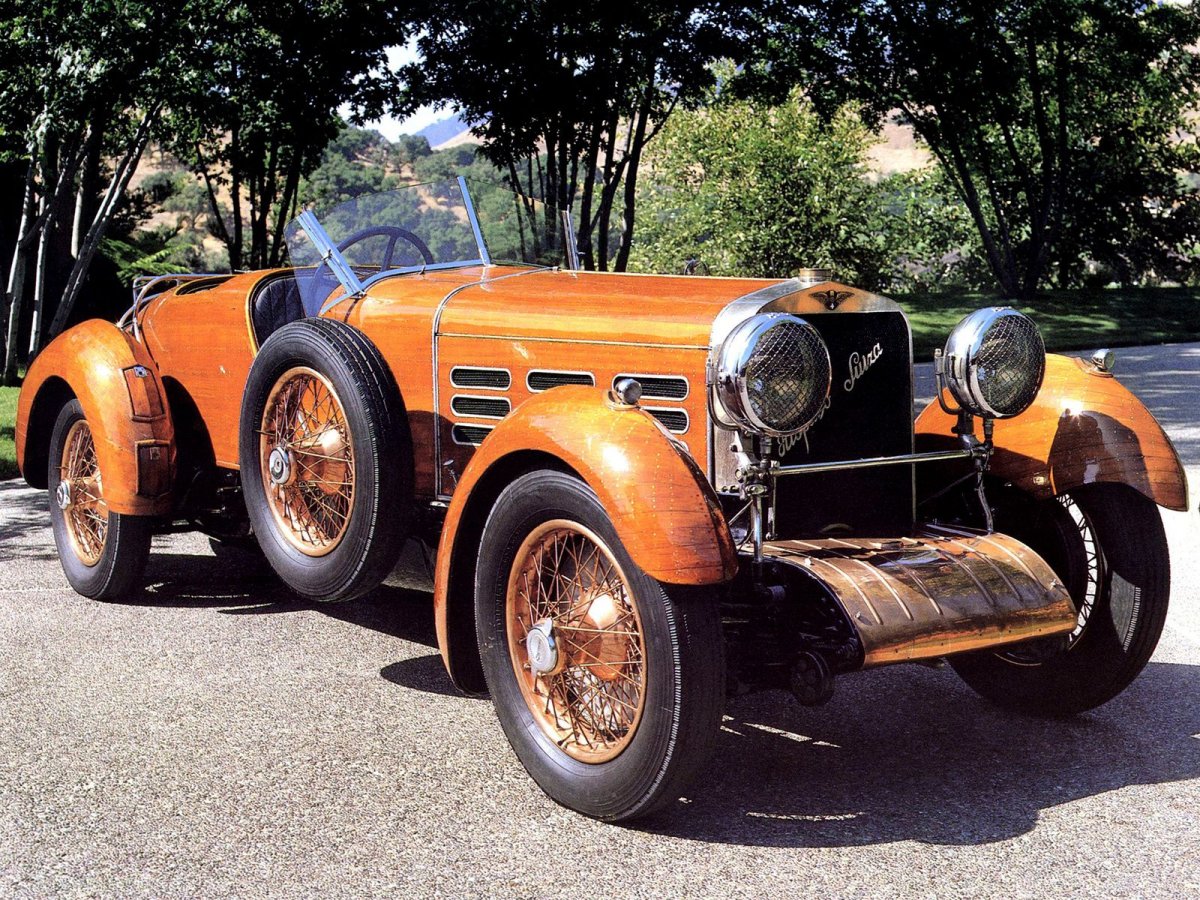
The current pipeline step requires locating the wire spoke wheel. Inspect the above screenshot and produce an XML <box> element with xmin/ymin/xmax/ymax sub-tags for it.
<box><xmin>59</xmin><ymin>418</ymin><xmax>108</xmax><ymax>565</ymax></box>
<box><xmin>505</xmin><ymin>520</ymin><xmax>647</xmax><ymax>764</ymax></box>
<box><xmin>259</xmin><ymin>366</ymin><xmax>355</xmax><ymax>557</ymax></box>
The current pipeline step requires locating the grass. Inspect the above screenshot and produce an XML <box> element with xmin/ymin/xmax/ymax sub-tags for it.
<box><xmin>0</xmin><ymin>382</ymin><xmax>18</xmax><ymax>480</ymax></box>
<box><xmin>0</xmin><ymin>287</ymin><xmax>1196</xmax><ymax>480</ymax></box>
<box><xmin>898</xmin><ymin>286</ymin><xmax>1200</xmax><ymax>361</ymax></box>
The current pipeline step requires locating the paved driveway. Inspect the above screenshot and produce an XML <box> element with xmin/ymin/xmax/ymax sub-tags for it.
<box><xmin>1</xmin><ymin>345</ymin><xmax>1197</xmax><ymax>897</ymax></box>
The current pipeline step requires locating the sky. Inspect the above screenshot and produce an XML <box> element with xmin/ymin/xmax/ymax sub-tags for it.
<box><xmin>348</xmin><ymin>43</ymin><xmax>452</xmax><ymax>140</ymax></box>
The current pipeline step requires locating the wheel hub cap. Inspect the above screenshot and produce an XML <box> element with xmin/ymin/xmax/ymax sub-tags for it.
<box><xmin>525</xmin><ymin>618</ymin><xmax>561</xmax><ymax>676</ymax></box>
<box><xmin>55</xmin><ymin>481</ymin><xmax>72</xmax><ymax>510</ymax></box>
<box><xmin>268</xmin><ymin>447</ymin><xmax>293</xmax><ymax>486</ymax></box>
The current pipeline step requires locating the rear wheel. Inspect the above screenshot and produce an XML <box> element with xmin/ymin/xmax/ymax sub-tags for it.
<box><xmin>47</xmin><ymin>400</ymin><xmax>152</xmax><ymax>600</ymax></box>
<box><xmin>951</xmin><ymin>483</ymin><xmax>1169</xmax><ymax>715</ymax></box>
<box><xmin>475</xmin><ymin>470</ymin><xmax>724</xmax><ymax>821</ymax></box>
<box><xmin>239</xmin><ymin>319</ymin><xmax>412</xmax><ymax>602</ymax></box>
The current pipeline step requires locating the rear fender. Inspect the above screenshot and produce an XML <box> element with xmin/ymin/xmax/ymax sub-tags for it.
<box><xmin>433</xmin><ymin>385</ymin><xmax>736</xmax><ymax>692</ymax></box>
<box><xmin>17</xmin><ymin>320</ymin><xmax>175</xmax><ymax>515</ymax></box>
<box><xmin>916</xmin><ymin>353</ymin><xmax>1188</xmax><ymax>511</ymax></box>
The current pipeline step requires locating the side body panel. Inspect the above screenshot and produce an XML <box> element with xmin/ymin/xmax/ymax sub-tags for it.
<box><xmin>916</xmin><ymin>354</ymin><xmax>1188</xmax><ymax>510</ymax></box>
<box><xmin>140</xmin><ymin>271</ymin><xmax>269</xmax><ymax>468</ymax></box>
<box><xmin>17</xmin><ymin>320</ymin><xmax>175</xmax><ymax>515</ymax></box>
<box><xmin>432</xmin><ymin>386</ymin><xmax>738</xmax><ymax>690</ymax></box>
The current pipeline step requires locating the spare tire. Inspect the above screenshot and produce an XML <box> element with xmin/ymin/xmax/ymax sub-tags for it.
<box><xmin>239</xmin><ymin>318</ymin><xmax>413</xmax><ymax>602</ymax></box>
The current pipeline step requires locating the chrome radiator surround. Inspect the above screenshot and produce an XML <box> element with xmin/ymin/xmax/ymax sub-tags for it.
<box><xmin>760</xmin><ymin>524</ymin><xmax>1077</xmax><ymax>667</ymax></box>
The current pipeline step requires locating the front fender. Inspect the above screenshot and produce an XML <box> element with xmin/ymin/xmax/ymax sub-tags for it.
<box><xmin>916</xmin><ymin>353</ymin><xmax>1188</xmax><ymax>511</ymax></box>
<box><xmin>16</xmin><ymin>320</ymin><xmax>175</xmax><ymax>515</ymax></box>
<box><xmin>433</xmin><ymin>385</ymin><xmax>736</xmax><ymax>691</ymax></box>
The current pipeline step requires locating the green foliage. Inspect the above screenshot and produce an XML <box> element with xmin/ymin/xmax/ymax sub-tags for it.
<box><xmin>630</xmin><ymin>88</ymin><xmax>879</xmax><ymax>280</ymax></box>
<box><xmin>0</xmin><ymin>383</ymin><xmax>18</xmax><ymax>479</ymax></box>
<box><xmin>871</xmin><ymin>169</ymin><xmax>992</xmax><ymax>293</ymax></box>
<box><xmin>744</xmin><ymin>0</ymin><xmax>1200</xmax><ymax>297</ymax></box>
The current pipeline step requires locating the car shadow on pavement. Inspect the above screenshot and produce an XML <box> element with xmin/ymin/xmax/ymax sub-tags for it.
<box><xmin>137</xmin><ymin>549</ymin><xmax>443</xmax><ymax>653</ymax></box>
<box><xmin>635</xmin><ymin>660</ymin><xmax>1200</xmax><ymax>847</ymax></box>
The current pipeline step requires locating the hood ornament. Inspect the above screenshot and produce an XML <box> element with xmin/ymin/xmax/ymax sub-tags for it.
<box><xmin>811</xmin><ymin>288</ymin><xmax>853</xmax><ymax>310</ymax></box>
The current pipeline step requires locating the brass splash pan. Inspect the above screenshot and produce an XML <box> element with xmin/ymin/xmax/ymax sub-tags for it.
<box><xmin>764</xmin><ymin>525</ymin><xmax>1077</xmax><ymax>667</ymax></box>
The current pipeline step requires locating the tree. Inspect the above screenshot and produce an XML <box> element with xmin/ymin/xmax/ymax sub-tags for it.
<box><xmin>396</xmin><ymin>1</ymin><xmax>764</xmax><ymax>271</ymax></box>
<box><xmin>743</xmin><ymin>0</ymin><xmax>1200</xmax><ymax>297</ymax></box>
<box><xmin>167</xmin><ymin>1</ymin><xmax>406</xmax><ymax>272</ymax></box>
<box><xmin>629</xmin><ymin>86</ymin><xmax>891</xmax><ymax>283</ymax></box>
<box><xmin>0</xmin><ymin>0</ymin><xmax>230</xmax><ymax>381</ymax></box>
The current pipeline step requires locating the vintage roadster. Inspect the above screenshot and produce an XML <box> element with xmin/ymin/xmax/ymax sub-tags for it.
<box><xmin>15</xmin><ymin>179</ymin><xmax>1187</xmax><ymax>821</ymax></box>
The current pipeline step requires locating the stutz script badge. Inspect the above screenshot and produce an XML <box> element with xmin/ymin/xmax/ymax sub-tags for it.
<box><xmin>810</xmin><ymin>289</ymin><xmax>854</xmax><ymax>310</ymax></box>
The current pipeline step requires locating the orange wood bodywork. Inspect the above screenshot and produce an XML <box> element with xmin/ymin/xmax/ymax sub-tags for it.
<box><xmin>916</xmin><ymin>354</ymin><xmax>1188</xmax><ymax>511</ymax></box>
<box><xmin>431</xmin><ymin>385</ymin><xmax>738</xmax><ymax>688</ymax></box>
<box><xmin>139</xmin><ymin>270</ymin><xmax>275</xmax><ymax>468</ymax></box>
<box><xmin>16</xmin><ymin>319</ymin><xmax>175</xmax><ymax>515</ymax></box>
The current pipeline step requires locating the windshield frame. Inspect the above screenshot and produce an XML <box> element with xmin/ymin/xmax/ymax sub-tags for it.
<box><xmin>294</xmin><ymin>175</ymin><xmax>496</xmax><ymax>312</ymax></box>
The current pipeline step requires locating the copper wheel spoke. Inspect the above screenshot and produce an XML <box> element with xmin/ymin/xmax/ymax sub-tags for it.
<box><xmin>505</xmin><ymin>521</ymin><xmax>647</xmax><ymax>764</ymax></box>
<box><xmin>259</xmin><ymin>367</ymin><xmax>355</xmax><ymax>557</ymax></box>
<box><xmin>59</xmin><ymin>419</ymin><xmax>108</xmax><ymax>566</ymax></box>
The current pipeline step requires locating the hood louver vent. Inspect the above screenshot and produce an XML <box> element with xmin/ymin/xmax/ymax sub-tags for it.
<box><xmin>527</xmin><ymin>370</ymin><xmax>595</xmax><ymax>392</ymax></box>
<box><xmin>451</xmin><ymin>395</ymin><xmax>511</xmax><ymax>419</ymax></box>
<box><xmin>450</xmin><ymin>367</ymin><xmax>511</xmax><ymax>390</ymax></box>
<box><xmin>646</xmin><ymin>408</ymin><xmax>689</xmax><ymax>434</ymax></box>
<box><xmin>614</xmin><ymin>374</ymin><xmax>688</xmax><ymax>401</ymax></box>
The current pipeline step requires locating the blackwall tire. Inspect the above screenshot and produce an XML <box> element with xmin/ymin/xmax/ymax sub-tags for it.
<box><xmin>475</xmin><ymin>469</ymin><xmax>725</xmax><ymax>821</ymax></box>
<box><xmin>47</xmin><ymin>400</ymin><xmax>152</xmax><ymax>600</ymax></box>
<box><xmin>239</xmin><ymin>318</ymin><xmax>412</xmax><ymax>602</ymax></box>
<box><xmin>951</xmin><ymin>483</ymin><xmax>1170</xmax><ymax>715</ymax></box>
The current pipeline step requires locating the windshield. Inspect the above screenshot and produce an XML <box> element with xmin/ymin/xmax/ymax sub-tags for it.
<box><xmin>285</xmin><ymin>178</ymin><xmax>571</xmax><ymax>313</ymax></box>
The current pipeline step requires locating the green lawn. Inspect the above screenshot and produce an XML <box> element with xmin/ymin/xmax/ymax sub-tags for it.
<box><xmin>899</xmin><ymin>287</ymin><xmax>1200</xmax><ymax>361</ymax></box>
<box><xmin>1</xmin><ymin>383</ymin><xmax>18</xmax><ymax>480</ymax></box>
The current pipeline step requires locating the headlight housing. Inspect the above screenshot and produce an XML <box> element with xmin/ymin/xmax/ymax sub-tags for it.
<box><xmin>712</xmin><ymin>313</ymin><xmax>831</xmax><ymax>437</ymax></box>
<box><xmin>942</xmin><ymin>307</ymin><xmax>1045</xmax><ymax>419</ymax></box>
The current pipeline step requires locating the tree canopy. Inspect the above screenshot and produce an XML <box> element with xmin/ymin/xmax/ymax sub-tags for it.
<box><xmin>742</xmin><ymin>0</ymin><xmax>1200</xmax><ymax>298</ymax></box>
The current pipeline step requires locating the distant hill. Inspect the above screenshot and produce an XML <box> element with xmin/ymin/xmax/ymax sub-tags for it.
<box><xmin>416</xmin><ymin>115</ymin><xmax>473</xmax><ymax>150</ymax></box>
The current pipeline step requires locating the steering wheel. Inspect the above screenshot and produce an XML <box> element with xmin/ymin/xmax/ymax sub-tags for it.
<box><xmin>303</xmin><ymin>224</ymin><xmax>436</xmax><ymax>316</ymax></box>
<box><xmin>337</xmin><ymin>224</ymin><xmax>434</xmax><ymax>269</ymax></box>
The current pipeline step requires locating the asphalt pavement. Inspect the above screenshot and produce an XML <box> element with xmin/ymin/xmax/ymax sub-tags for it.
<box><xmin>1</xmin><ymin>344</ymin><xmax>1198</xmax><ymax>898</ymax></box>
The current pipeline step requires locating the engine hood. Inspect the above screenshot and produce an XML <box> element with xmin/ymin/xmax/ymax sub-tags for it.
<box><xmin>431</xmin><ymin>267</ymin><xmax>778</xmax><ymax>348</ymax></box>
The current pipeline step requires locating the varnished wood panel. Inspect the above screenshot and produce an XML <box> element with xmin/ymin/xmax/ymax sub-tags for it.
<box><xmin>17</xmin><ymin>320</ymin><xmax>175</xmax><ymax>515</ymax></box>
<box><xmin>140</xmin><ymin>271</ymin><xmax>269</xmax><ymax>468</ymax></box>
<box><xmin>916</xmin><ymin>354</ymin><xmax>1188</xmax><ymax>511</ymax></box>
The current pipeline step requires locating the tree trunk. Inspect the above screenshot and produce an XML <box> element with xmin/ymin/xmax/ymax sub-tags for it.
<box><xmin>614</xmin><ymin>96</ymin><xmax>651</xmax><ymax>273</ymax></box>
<box><xmin>2</xmin><ymin>161</ymin><xmax>36</xmax><ymax>385</ymax></box>
<box><xmin>49</xmin><ymin>106</ymin><xmax>159</xmax><ymax>339</ymax></box>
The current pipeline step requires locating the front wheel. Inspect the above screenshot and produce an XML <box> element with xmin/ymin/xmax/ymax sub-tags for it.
<box><xmin>47</xmin><ymin>400</ymin><xmax>152</xmax><ymax>600</ymax></box>
<box><xmin>475</xmin><ymin>470</ymin><xmax>725</xmax><ymax>821</ymax></box>
<box><xmin>951</xmin><ymin>483</ymin><xmax>1170</xmax><ymax>715</ymax></box>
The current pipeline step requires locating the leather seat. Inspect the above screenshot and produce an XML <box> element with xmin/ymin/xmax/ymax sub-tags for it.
<box><xmin>251</xmin><ymin>276</ymin><xmax>305</xmax><ymax>344</ymax></box>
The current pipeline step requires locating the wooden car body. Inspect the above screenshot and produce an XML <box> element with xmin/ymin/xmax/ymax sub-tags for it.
<box><xmin>16</xmin><ymin>179</ymin><xmax>1188</xmax><ymax>696</ymax></box>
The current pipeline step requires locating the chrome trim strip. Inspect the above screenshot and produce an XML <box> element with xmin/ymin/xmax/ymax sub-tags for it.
<box><xmin>643</xmin><ymin>405</ymin><xmax>690</xmax><ymax>434</ymax></box>
<box><xmin>450</xmin><ymin>393</ymin><xmax>511</xmax><ymax>420</ymax></box>
<box><xmin>449</xmin><ymin>365</ymin><xmax>512</xmax><ymax>390</ymax></box>
<box><xmin>439</xmin><ymin>332</ymin><xmax>709</xmax><ymax>351</ymax></box>
<box><xmin>525</xmin><ymin>369</ymin><xmax>595</xmax><ymax>392</ymax></box>
<box><xmin>773</xmin><ymin>448</ymin><xmax>972</xmax><ymax>476</ymax></box>
<box><xmin>612</xmin><ymin>373</ymin><xmax>690</xmax><ymax>401</ymax></box>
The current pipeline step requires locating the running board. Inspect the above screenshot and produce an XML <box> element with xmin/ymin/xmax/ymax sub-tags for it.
<box><xmin>762</xmin><ymin>526</ymin><xmax>1077</xmax><ymax>667</ymax></box>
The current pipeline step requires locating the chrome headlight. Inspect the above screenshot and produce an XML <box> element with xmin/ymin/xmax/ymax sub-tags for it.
<box><xmin>942</xmin><ymin>307</ymin><xmax>1045</xmax><ymax>419</ymax></box>
<box><xmin>713</xmin><ymin>313</ymin><xmax>832</xmax><ymax>437</ymax></box>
